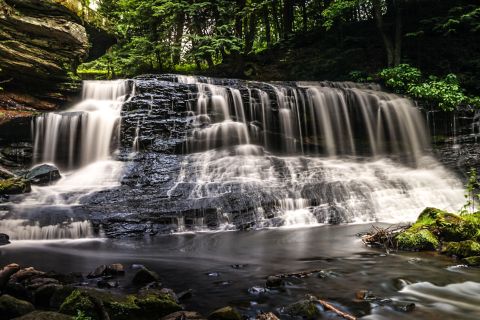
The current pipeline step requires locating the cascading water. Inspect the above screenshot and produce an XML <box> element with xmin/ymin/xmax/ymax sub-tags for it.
<box><xmin>0</xmin><ymin>81</ymin><xmax>129</xmax><ymax>240</ymax></box>
<box><xmin>168</xmin><ymin>76</ymin><xmax>465</xmax><ymax>228</ymax></box>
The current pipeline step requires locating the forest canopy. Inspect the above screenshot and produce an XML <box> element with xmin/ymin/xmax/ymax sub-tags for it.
<box><xmin>80</xmin><ymin>0</ymin><xmax>480</xmax><ymax>110</ymax></box>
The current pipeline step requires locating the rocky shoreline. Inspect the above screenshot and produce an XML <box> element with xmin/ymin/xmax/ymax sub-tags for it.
<box><xmin>362</xmin><ymin>207</ymin><xmax>480</xmax><ymax>266</ymax></box>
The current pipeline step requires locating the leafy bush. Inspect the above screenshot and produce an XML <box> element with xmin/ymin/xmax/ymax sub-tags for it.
<box><xmin>378</xmin><ymin>64</ymin><xmax>480</xmax><ymax>111</ymax></box>
<box><xmin>378</xmin><ymin>64</ymin><xmax>422</xmax><ymax>92</ymax></box>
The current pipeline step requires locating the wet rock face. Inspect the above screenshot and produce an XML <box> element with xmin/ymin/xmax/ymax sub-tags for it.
<box><xmin>0</xmin><ymin>0</ymin><xmax>88</xmax><ymax>86</ymax></box>
<box><xmin>0</xmin><ymin>0</ymin><xmax>115</xmax><ymax>116</ymax></box>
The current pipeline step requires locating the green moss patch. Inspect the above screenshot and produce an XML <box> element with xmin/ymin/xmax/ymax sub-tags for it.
<box><xmin>0</xmin><ymin>178</ymin><xmax>31</xmax><ymax>194</ymax></box>
<box><xmin>59</xmin><ymin>288</ymin><xmax>181</xmax><ymax>320</ymax></box>
<box><xmin>442</xmin><ymin>240</ymin><xmax>480</xmax><ymax>258</ymax></box>
<box><xmin>396</xmin><ymin>229</ymin><xmax>439</xmax><ymax>251</ymax></box>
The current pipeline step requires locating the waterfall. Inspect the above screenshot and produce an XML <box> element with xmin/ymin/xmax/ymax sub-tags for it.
<box><xmin>170</xmin><ymin>76</ymin><xmax>464</xmax><ymax>228</ymax></box>
<box><xmin>2</xmin><ymin>80</ymin><xmax>129</xmax><ymax>240</ymax></box>
<box><xmin>33</xmin><ymin>80</ymin><xmax>128</xmax><ymax>168</ymax></box>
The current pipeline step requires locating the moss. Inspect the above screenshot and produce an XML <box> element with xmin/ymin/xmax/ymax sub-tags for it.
<box><xmin>284</xmin><ymin>298</ymin><xmax>320</xmax><ymax>319</ymax></box>
<box><xmin>442</xmin><ymin>240</ymin><xmax>480</xmax><ymax>258</ymax></box>
<box><xmin>0</xmin><ymin>178</ymin><xmax>31</xmax><ymax>194</ymax></box>
<box><xmin>396</xmin><ymin>229</ymin><xmax>439</xmax><ymax>251</ymax></box>
<box><xmin>59</xmin><ymin>288</ymin><xmax>182</xmax><ymax>320</ymax></box>
<box><xmin>134</xmin><ymin>293</ymin><xmax>181</xmax><ymax>318</ymax></box>
<box><xmin>59</xmin><ymin>290</ymin><xmax>100</xmax><ymax>320</ymax></box>
<box><xmin>208</xmin><ymin>306</ymin><xmax>242</xmax><ymax>320</ymax></box>
<box><xmin>462</xmin><ymin>256</ymin><xmax>480</xmax><ymax>266</ymax></box>
<box><xmin>105</xmin><ymin>295</ymin><xmax>140</xmax><ymax>320</ymax></box>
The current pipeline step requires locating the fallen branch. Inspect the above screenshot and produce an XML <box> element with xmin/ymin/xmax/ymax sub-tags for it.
<box><xmin>315</xmin><ymin>298</ymin><xmax>356</xmax><ymax>320</ymax></box>
<box><xmin>361</xmin><ymin>224</ymin><xmax>408</xmax><ymax>253</ymax></box>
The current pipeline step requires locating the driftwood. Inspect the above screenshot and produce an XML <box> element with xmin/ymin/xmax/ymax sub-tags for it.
<box><xmin>302</xmin><ymin>294</ymin><xmax>356</xmax><ymax>320</ymax></box>
<box><xmin>314</xmin><ymin>298</ymin><xmax>357</xmax><ymax>320</ymax></box>
<box><xmin>361</xmin><ymin>225</ymin><xmax>408</xmax><ymax>253</ymax></box>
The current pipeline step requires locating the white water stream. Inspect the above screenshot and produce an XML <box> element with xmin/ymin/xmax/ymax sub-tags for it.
<box><xmin>0</xmin><ymin>81</ymin><xmax>128</xmax><ymax>239</ymax></box>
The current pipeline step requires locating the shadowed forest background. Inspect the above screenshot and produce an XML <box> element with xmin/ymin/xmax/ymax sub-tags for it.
<box><xmin>78</xmin><ymin>0</ymin><xmax>480</xmax><ymax>111</ymax></box>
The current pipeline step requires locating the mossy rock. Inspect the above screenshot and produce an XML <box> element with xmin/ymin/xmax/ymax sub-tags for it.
<box><xmin>402</xmin><ymin>208</ymin><xmax>480</xmax><ymax>243</ymax></box>
<box><xmin>284</xmin><ymin>297</ymin><xmax>321</xmax><ymax>319</ymax></box>
<box><xmin>0</xmin><ymin>294</ymin><xmax>35</xmax><ymax>320</ymax></box>
<box><xmin>396</xmin><ymin>229</ymin><xmax>439</xmax><ymax>251</ymax></box>
<box><xmin>59</xmin><ymin>288</ymin><xmax>181</xmax><ymax>320</ymax></box>
<box><xmin>207</xmin><ymin>306</ymin><xmax>242</xmax><ymax>320</ymax></box>
<box><xmin>0</xmin><ymin>178</ymin><xmax>31</xmax><ymax>195</ymax></box>
<box><xmin>12</xmin><ymin>311</ymin><xmax>73</xmax><ymax>320</ymax></box>
<box><xmin>442</xmin><ymin>240</ymin><xmax>480</xmax><ymax>258</ymax></box>
<box><xmin>436</xmin><ymin>212</ymin><xmax>480</xmax><ymax>241</ymax></box>
<box><xmin>462</xmin><ymin>256</ymin><xmax>480</xmax><ymax>266</ymax></box>
<box><xmin>59</xmin><ymin>289</ymin><xmax>99</xmax><ymax>319</ymax></box>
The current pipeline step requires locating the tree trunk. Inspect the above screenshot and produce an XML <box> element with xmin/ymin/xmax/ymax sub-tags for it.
<box><xmin>173</xmin><ymin>12</ymin><xmax>185</xmax><ymax>65</ymax></box>
<box><xmin>245</xmin><ymin>11</ymin><xmax>257</xmax><ymax>54</ymax></box>
<box><xmin>301</xmin><ymin>0</ymin><xmax>308</xmax><ymax>32</ymax></box>
<box><xmin>235</xmin><ymin>0</ymin><xmax>246</xmax><ymax>38</ymax></box>
<box><xmin>263</xmin><ymin>6</ymin><xmax>271</xmax><ymax>46</ymax></box>
<box><xmin>283</xmin><ymin>0</ymin><xmax>294</xmax><ymax>39</ymax></box>
<box><xmin>393</xmin><ymin>4</ymin><xmax>402</xmax><ymax>66</ymax></box>
<box><xmin>271</xmin><ymin>0</ymin><xmax>281</xmax><ymax>42</ymax></box>
<box><xmin>372</xmin><ymin>0</ymin><xmax>395</xmax><ymax>66</ymax></box>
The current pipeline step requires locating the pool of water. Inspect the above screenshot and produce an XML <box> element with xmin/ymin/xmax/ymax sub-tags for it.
<box><xmin>1</xmin><ymin>225</ymin><xmax>479</xmax><ymax>319</ymax></box>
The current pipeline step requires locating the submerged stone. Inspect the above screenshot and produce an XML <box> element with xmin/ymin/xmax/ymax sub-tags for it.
<box><xmin>132</xmin><ymin>267</ymin><xmax>160</xmax><ymax>286</ymax></box>
<box><xmin>284</xmin><ymin>296</ymin><xmax>321</xmax><ymax>319</ymax></box>
<box><xmin>207</xmin><ymin>306</ymin><xmax>242</xmax><ymax>320</ymax></box>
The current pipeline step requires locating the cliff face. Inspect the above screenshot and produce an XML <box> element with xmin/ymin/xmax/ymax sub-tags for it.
<box><xmin>0</xmin><ymin>0</ymin><xmax>112</xmax><ymax>116</ymax></box>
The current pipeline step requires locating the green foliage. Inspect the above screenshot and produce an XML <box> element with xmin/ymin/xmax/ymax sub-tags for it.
<box><xmin>74</xmin><ymin>310</ymin><xmax>92</xmax><ymax>320</ymax></box>
<box><xmin>460</xmin><ymin>169</ymin><xmax>480</xmax><ymax>214</ymax></box>
<box><xmin>379</xmin><ymin>64</ymin><xmax>480</xmax><ymax>111</ymax></box>
<box><xmin>322</xmin><ymin>0</ymin><xmax>362</xmax><ymax>30</ymax></box>
<box><xmin>378</xmin><ymin>64</ymin><xmax>422</xmax><ymax>91</ymax></box>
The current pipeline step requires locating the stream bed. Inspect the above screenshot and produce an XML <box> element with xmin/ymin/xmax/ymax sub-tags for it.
<box><xmin>1</xmin><ymin>225</ymin><xmax>479</xmax><ymax>319</ymax></box>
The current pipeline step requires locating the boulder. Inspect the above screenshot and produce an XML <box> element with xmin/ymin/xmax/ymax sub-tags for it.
<box><xmin>0</xmin><ymin>294</ymin><xmax>35</xmax><ymax>320</ymax></box>
<box><xmin>462</xmin><ymin>256</ymin><xmax>480</xmax><ymax>266</ymax></box>
<box><xmin>0</xmin><ymin>233</ymin><xmax>10</xmax><ymax>246</ymax></box>
<box><xmin>49</xmin><ymin>285</ymin><xmax>76</xmax><ymax>309</ymax></box>
<box><xmin>0</xmin><ymin>263</ymin><xmax>20</xmax><ymax>288</ymax></box>
<box><xmin>265</xmin><ymin>275</ymin><xmax>283</xmax><ymax>288</ymax></box>
<box><xmin>207</xmin><ymin>307</ymin><xmax>242</xmax><ymax>320</ymax></box>
<box><xmin>33</xmin><ymin>283</ymin><xmax>63</xmax><ymax>308</ymax></box>
<box><xmin>87</xmin><ymin>263</ymin><xmax>125</xmax><ymax>278</ymax></box>
<box><xmin>59</xmin><ymin>288</ymin><xmax>182</xmax><ymax>320</ymax></box>
<box><xmin>0</xmin><ymin>178</ymin><xmax>31</xmax><ymax>194</ymax></box>
<box><xmin>395</xmin><ymin>229</ymin><xmax>439</xmax><ymax>251</ymax></box>
<box><xmin>12</xmin><ymin>311</ymin><xmax>73</xmax><ymax>320</ymax></box>
<box><xmin>25</xmin><ymin>164</ymin><xmax>61</xmax><ymax>185</ymax></box>
<box><xmin>132</xmin><ymin>267</ymin><xmax>160</xmax><ymax>286</ymax></box>
<box><xmin>442</xmin><ymin>240</ymin><xmax>480</xmax><ymax>258</ymax></box>
<box><xmin>284</xmin><ymin>296</ymin><xmax>321</xmax><ymax>319</ymax></box>
<box><xmin>256</xmin><ymin>312</ymin><xmax>280</xmax><ymax>320</ymax></box>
